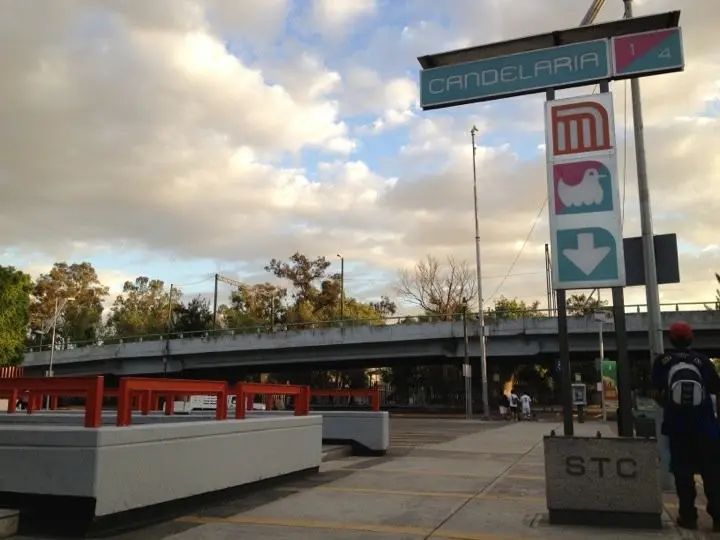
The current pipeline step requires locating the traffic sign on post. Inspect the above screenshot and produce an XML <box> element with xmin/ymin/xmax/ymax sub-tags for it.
<box><xmin>612</xmin><ymin>27</ymin><xmax>684</xmax><ymax>79</ymax></box>
<box><xmin>545</xmin><ymin>93</ymin><xmax>626</xmax><ymax>290</ymax></box>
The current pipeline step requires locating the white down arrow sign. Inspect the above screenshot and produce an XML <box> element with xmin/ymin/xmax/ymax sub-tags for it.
<box><xmin>562</xmin><ymin>233</ymin><xmax>611</xmax><ymax>276</ymax></box>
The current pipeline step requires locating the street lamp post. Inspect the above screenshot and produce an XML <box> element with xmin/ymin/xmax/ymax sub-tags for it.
<box><xmin>623</xmin><ymin>0</ymin><xmax>672</xmax><ymax>491</ymax></box>
<box><xmin>47</xmin><ymin>296</ymin><xmax>74</xmax><ymax>408</ymax></box>
<box><xmin>47</xmin><ymin>298</ymin><xmax>59</xmax><ymax>378</ymax></box>
<box><xmin>471</xmin><ymin>126</ymin><xmax>490</xmax><ymax>420</ymax></box>
<box><xmin>593</xmin><ymin>310</ymin><xmax>611</xmax><ymax>422</ymax></box>
<box><xmin>337</xmin><ymin>254</ymin><xmax>344</xmax><ymax>324</ymax></box>
<box><xmin>461</xmin><ymin>298</ymin><xmax>472</xmax><ymax>419</ymax></box>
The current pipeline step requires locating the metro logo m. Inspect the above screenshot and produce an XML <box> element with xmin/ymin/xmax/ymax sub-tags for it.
<box><xmin>551</xmin><ymin>101</ymin><xmax>612</xmax><ymax>156</ymax></box>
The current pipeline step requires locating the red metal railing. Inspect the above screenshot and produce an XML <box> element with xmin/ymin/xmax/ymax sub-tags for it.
<box><xmin>0</xmin><ymin>366</ymin><xmax>23</xmax><ymax>379</ymax></box>
<box><xmin>235</xmin><ymin>383</ymin><xmax>309</xmax><ymax>419</ymax></box>
<box><xmin>45</xmin><ymin>388</ymin><xmax>160</xmax><ymax>413</ymax></box>
<box><xmin>116</xmin><ymin>378</ymin><xmax>229</xmax><ymax>426</ymax></box>
<box><xmin>0</xmin><ymin>376</ymin><xmax>104</xmax><ymax>428</ymax></box>
<box><xmin>310</xmin><ymin>387</ymin><xmax>381</xmax><ymax>412</ymax></box>
<box><xmin>0</xmin><ymin>375</ymin><xmax>378</xmax><ymax>428</ymax></box>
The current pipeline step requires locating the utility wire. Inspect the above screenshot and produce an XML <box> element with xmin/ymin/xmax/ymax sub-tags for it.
<box><xmin>486</xmin><ymin>197</ymin><xmax>547</xmax><ymax>302</ymax></box>
<box><xmin>486</xmin><ymin>83</ymin><xmax>602</xmax><ymax>303</ymax></box>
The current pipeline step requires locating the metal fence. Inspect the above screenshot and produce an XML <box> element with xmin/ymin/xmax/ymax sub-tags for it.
<box><xmin>25</xmin><ymin>301</ymin><xmax>716</xmax><ymax>353</ymax></box>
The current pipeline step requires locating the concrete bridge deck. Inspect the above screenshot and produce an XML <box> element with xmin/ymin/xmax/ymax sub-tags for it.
<box><xmin>22</xmin><ymin>309</ymin><xmax>720</xmax><ymax>377</ymax></box>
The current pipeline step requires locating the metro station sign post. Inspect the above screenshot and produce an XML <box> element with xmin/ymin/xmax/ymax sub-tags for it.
<box><xmin>420</xmin><ymin>24</ymin><xmax>683</xmax><ymax>109</ymax></box>
<box><xmin>417</xmin><ymin>12</ymin><xmax>684</xmax><ymax>437</ymax></box>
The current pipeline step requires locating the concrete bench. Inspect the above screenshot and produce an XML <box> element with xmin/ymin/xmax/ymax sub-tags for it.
<box><xmin>248</xmin><ymin>410</ymin><xmax>390</xmax><ymax>454</ymax></box>
<box><xmin>0</xmin><ymin>416</ymin><xmax>322</xmax><ymax>535</ymax></box>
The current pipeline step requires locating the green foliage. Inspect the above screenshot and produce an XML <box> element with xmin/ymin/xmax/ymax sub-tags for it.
<box><xmin>174</xmin><ymin>296</ymin><xmax>213</xmax><ymax>334</ymax></box>
<box><xmin>106</xmin><ymin>277</ymin><xmax>177</xmax><ymax>337</ymax></box>
<box><xmin>0</xmin><ymin>266</ymin><xmax>33</xmax><ymax>365</ymax></box>
<box><xmin>31</xmin><ymin>262</ymin><xmax>109</xmax><ymax>346</ymax></box>
<box><xmin>263</xmin><ymin>252</ymin><xmax>392</xmax><ymax>328</ymax></box>
<box><xmin>565</xmin><ymin>293</ymin><xmax>609</xmax><ymax>317</ymax></box>
<box><xmin>487</xmin><ymin>296</ymin><xmax>542</xmax><ymax>320</ymax></box>
<box><xmin>218</xmin><ymin>282</ymin><xmax>287</xmax><ymax>329</ymax></box>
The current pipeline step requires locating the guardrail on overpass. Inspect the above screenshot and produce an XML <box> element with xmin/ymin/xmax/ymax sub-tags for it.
<box><xmin>25</xmin><ymin>301</ymin><xmax>714</xmax><ymax>354</ymax></box>
<box><xmin>22</xmin><ymin>305</ymin><xmax>720</xmax><ymax>376</ymax></box>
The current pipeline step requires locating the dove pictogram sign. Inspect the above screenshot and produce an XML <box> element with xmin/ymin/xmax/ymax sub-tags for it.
<box><xmin>553</xmin><ymin>160</ymin><xmax>614</xmax><ymax>215</ymax></box>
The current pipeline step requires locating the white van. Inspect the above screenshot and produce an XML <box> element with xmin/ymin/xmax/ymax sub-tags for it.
<box><xmin>172</xmin><ymin>395</ymin><xmax>266</xmax><ymax>414</ymax></box>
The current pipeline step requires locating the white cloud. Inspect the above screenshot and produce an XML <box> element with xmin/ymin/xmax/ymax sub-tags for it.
<box><xmin>312</xmin><ymin>0</ymin><xmax>377</xmax><ymax>36</ymax></box>
<box><xmin>1</xmin><ymin>0</ymin><xmax>719</xmax><ymax>314</ymax></box>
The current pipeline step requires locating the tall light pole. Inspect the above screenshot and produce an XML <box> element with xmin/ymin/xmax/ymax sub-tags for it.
<box><xmin>47</xmin><ymin>296</ymin><xmax>73</xmax><ymax>408</ymax></box>
<box><xmin>623</xmin><ymin>0</ymin><xmax>670</xmax><ymax>490</ymax></box>
<box><xmin>337</xmin><ymin>254</ymin><xmax>344</xmax><ymax>324</ymax></box>
<box><xmin>461</xmin><ymin>297</ymin><xmax>472</xmax><ymax>419</ymax></box>
<box><xmin>622</xmin><ymin>0</ymin><xmax>663</xmax><ymax>359</ymax></box>
<box><xmin>471</xmin><ymin>126</ymin><xmax>490</xmax><ymax>420</ymax></box>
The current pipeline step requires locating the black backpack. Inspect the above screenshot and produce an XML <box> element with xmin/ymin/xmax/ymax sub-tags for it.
<box><xmin>666</xmin><ymin>352</ymin><xmax>706</xmax><ymax>409</ymax></box>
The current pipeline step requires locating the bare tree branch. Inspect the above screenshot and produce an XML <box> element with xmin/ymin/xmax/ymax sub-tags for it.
<box><xmin>395</xmin><ymin>255</ymin><xmax>477</xmax><ymax>319</ymax></box>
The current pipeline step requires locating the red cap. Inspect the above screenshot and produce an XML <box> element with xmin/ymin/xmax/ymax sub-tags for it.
<box><xmin>669</xmin><ymin>321</ymin><xmax>693</xmax><ymax>342</ymax></box>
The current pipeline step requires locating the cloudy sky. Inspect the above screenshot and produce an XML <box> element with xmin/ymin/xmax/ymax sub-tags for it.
<box><xmin>1</xmin><ymin>0</ymin><xmax>718</xmax><ymax>313</ymax></box>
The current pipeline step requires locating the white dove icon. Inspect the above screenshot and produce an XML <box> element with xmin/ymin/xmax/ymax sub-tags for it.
<box><xmin>557</xmin><ymin>168</ymin><xmax>605</xmax><ymax>207</ymax></box>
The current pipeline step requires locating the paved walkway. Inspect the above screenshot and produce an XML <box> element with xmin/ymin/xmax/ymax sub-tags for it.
<box><xmin>124</xmin><ymin>420</ymin><xmax>703</xmax><ymax>540</ymax></box>
<box><xmin>14</xmin><ymin>420</ymin><xmax>708</xmax><ymax>539</ymax></box>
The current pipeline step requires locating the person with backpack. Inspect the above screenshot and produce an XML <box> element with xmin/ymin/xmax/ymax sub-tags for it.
<box><xmin>651</xmin><ymin>321</ymin><xmax>720</xmax><ymax>532</ymax></box>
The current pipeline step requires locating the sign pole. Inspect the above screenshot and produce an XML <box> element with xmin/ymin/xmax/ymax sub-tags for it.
<box><xmin>623</xmin><ymin>0</ymin><xmax>672</xmax><ymax>490</ymax></box>
<box><xmin>599</xmin><ymin>321</ymin><xmax>607</xmax><ymax>422</ymax></box>
<box><xmin>623</xmin><ymin>2</ymin><xmax>663</xmax><ymax>361</ymax></box>
<box><xmin>612</xmin><ymin>287</ymin><xmax>634</xmax><ymax>436</ymax></box>
<box><xmin>557</xmin><ymin>288</ymin><xmax>573</xmax><ymax>436</ymax></box>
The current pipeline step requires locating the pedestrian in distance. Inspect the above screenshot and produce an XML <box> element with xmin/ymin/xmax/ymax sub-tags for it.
<box><xmin>651</xmin><ymin>321</ymin><xmax>720</xmax><ymax>532</ymax></box>
<box><xmin>520</xmin><ymin>391</ymin><xmax>532</xmax><ymax>420</ymax></box>
<box><xmin>508</xmin><ymin>390</ymin><xmax>519</xmax><ymax>421</ymax></box>
<box><xmin>499</xmin><ymin>393</ymin><xmax>509</xmax><ymax>420</ymax></box>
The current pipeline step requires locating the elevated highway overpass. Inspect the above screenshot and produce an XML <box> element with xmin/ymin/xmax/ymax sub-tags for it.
<box><xmin>22</xmin><ymin>309</ymin><xmax>720</xmax><ymax>378</ymax></box>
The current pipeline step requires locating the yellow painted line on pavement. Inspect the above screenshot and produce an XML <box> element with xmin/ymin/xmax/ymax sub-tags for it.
<box><xmin>338</xmin><ymin>466</ymin><xmax>545</xmax><ymax>481</ymax></box>
<box><xmin>276</xmin><ymin>484</ymin><xmax>546</xmax><ymax>502</ymax></box>
<box><xmin>176</xmin><ymin>514</ymin><xmax>524</xmax><ymax>540</ymax></box>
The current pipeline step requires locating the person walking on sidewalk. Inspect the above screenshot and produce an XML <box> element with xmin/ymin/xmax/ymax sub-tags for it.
<box><xmin>508</xmin><ymin>390</ymin><xmax>519</xmax><ymax>421</ymax></box>
<box><xmin>520</xmin><ymin>391</ymin><xmax>532</xmax><ymax>420</ymax></box>
<box><xmin>651</xmin><ymin>321</ymin><xmax>720</xmax><ymax>532</ymax></box>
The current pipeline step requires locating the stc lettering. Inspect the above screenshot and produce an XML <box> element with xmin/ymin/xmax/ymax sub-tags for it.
<box><xmin>427</xmin><ymin>53</ymin><xmax>601</xmax><ymax>96</ymax></box>
<box><xmin>564</xmin><ymin>456</ymin><xmax>637</xmax><ymax>479</ymax></box>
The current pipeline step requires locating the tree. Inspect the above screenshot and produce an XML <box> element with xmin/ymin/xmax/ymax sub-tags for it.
<box><xmin>487</xmin><ymin>296</ymin><xmax>542</xmax><ymax>320</ymax></box>
<box><xmin>265</xmin><ymin>252</ymin><xmax>383</xmax><ymax>325</ymax></box>
<box><xmin>369</xmin><ymin>295</ymin><xmax>398</xmax><ymax>318</ymax></box>
<box><xmin>0</xmin><ymin>266</ymin><xmax>33</xmax><ymax>365</ymax></box>
<box><xmin>263</xmin><ymin>253</ymin><xmax>386</xmax><ymax>388</ymax></box>
<box><xmin>219</xmin><ymin>283</ymin><xmax>287</xmax><ymax>329</ymax></box>
<box><xmin>396</xmin><ymin>255</ymin><xmax>476</xmax><ymax>319</ymax></box>
<box><xmin>31</xmin><ymin>262</ymin><xmax>109</xmax><ymax>346</ymax></box>
<box><xmin>106</xmin><ymin>277</ymin><xmax>177</xmax><ymax>337</ymax></box>
<box><xmin>265</xmin><ymin>253</ymin><xmax>332</xmax><ymax>304</ymax></box>
<box><xmin>174</xmin><ymin>296</ymin><xmax>213</xmax><ymax>334</ymax></box>
<box><xmin>565</xmin><ymin>293</ymin><xmax>609</xmax><ymax>317</ymax></box>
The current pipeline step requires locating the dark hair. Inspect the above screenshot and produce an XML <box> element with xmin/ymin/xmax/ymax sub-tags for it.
<box><xmin>669</xmin><ymin>335</ymin><xmax>692</xmax><ymax>350</ymax></box>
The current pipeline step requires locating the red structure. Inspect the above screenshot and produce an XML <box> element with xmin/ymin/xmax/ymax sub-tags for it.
<box><xmin>116</xmin><ymin>378</ymin><xmax>229</xmax><ymax>426</ymax></box>
<box><xmin>235</xmin><ymin>383</ymin><xmax>310</xmax><ymax>419</ymax></box>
